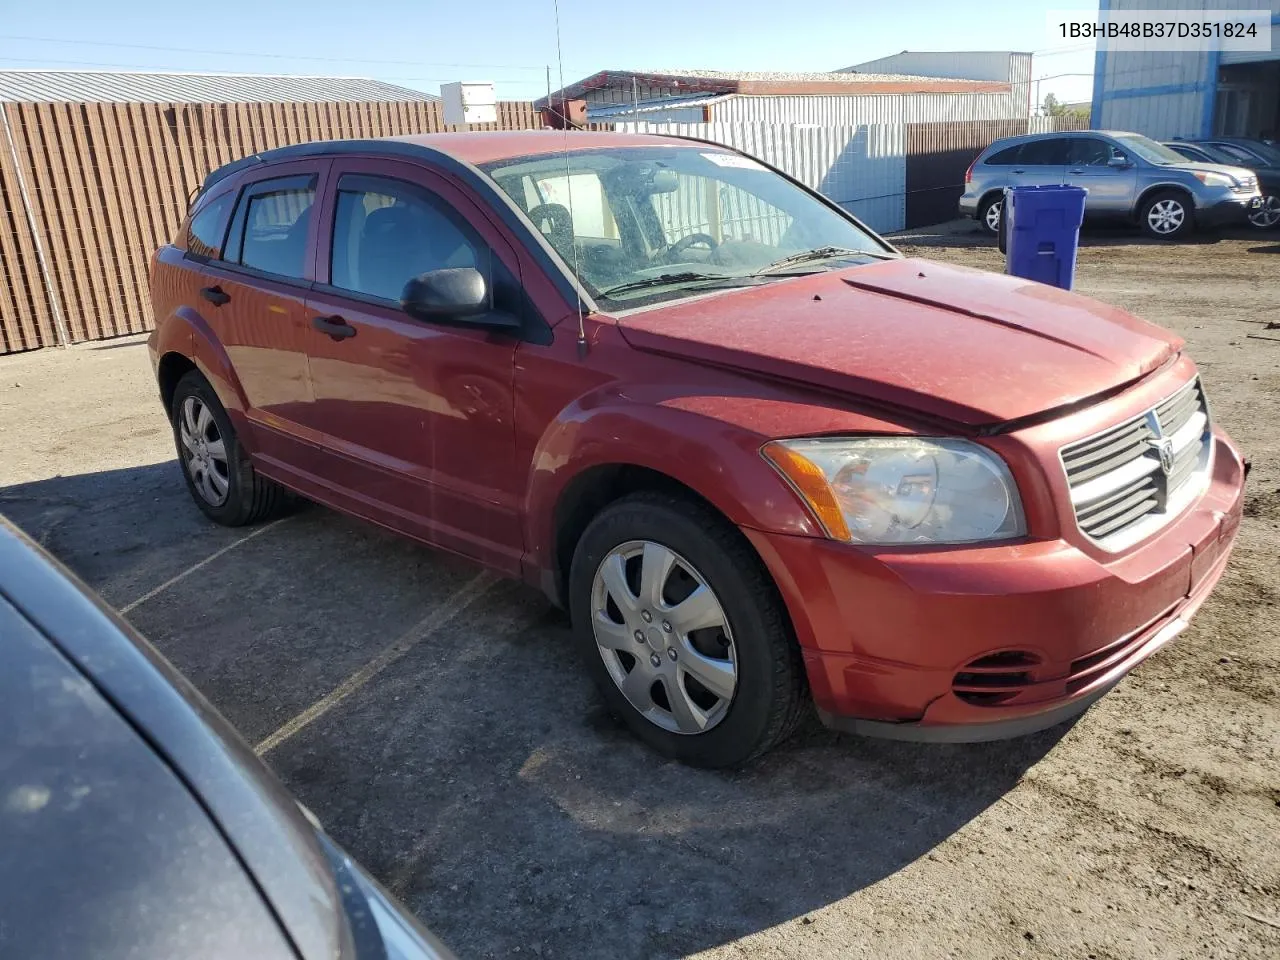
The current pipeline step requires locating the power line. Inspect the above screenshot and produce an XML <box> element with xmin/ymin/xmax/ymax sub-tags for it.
<box><xmin>0</xmin><ymin>55</ymin><xmax>551</xmax><ymax>84</ymax></box>
<box><xmin>0</xmin><ymin>34</ymin><xmax>579</xmax><ymax>73</ymax></box>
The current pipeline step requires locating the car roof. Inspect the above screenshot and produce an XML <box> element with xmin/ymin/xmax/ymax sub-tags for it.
<box><xmin>985</xmin><ymin>129</ymin><xmax>1140</xmax><ymax>148</ymax></box>
<box><xmin>201</xmin><ymin>130</ymin><xmax>711</xmax><ymax>191</ymax></box>
<box><xmin>393</xmin><ymin>129</ymin><xmax>706</xmax><ymax>163</ymax></box>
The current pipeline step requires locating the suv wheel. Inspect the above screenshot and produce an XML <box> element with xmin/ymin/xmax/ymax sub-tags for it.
<box><xmin>978</xmin><ymin>195</ymin><xmax>1003</xmax><ymax>236</ymax></box>
<box><xmin>170</xmin><ymin>371</ymin><xmax>289</xmax><ymax>526</ymax></box>
<box><xmin>568</xmin><ymin>493</ymin><xmax>808</xmax><ymax>767</ymax></box>
<box><xmin>1248</xmin><ymin>194</ymin><xmax>1280</xmax><ymax>230</ymax></box>
<box><xmin>1140</xmin><ymin>191</ymin><xmax>1192</xmax><ymax>240</ymax></box>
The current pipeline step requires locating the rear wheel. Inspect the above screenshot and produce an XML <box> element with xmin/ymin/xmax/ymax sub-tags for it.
<box><xmin>568</xmin><ymin>492</ymin><xmax>808</xmax><ymax>767</ymax></box>
<box><xmin>978</xmin><ymin>195</ymin><xmax>1003</xmax><ymax>236</ymax></box>
<box><xmin>171</xmin><ymin>371</ymin><xmax>289</xmax><ymax>526</ymax></box>
<box><xmin>1140</xmin><ymin>191</ymin><xmax>1192</xmax><ymax>240</ymax></box>
<box><xmin>1249</xmin><ymin>194</ymin><xmax>1280</xmax><ymax>230</ymax></box>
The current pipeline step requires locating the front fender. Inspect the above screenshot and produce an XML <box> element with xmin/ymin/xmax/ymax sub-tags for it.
<box><xmin>522</xmin><ymin>390</ymin><xmax>846</xmax><ymax>587</ymax></box>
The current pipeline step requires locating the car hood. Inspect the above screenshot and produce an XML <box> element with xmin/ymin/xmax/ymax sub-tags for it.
<box><xmin>1163</xmin><ymin>160</ymin><xmax>1258</xmax><ymax>182</ymax></box>
<box><xmin>614</xmin><ymin>258</ymin><xmax>1182</xmax><ymax>427</ymax></box>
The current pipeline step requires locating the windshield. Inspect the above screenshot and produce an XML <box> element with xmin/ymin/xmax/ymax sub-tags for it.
<box><xmin>480</xmin><ymin>146</ymin><xmax>891</xmax><ymax>309</ymax></box>
<box><xmin>1115</xmin><ymin>134</ymin><xmax>1194</xmax><ymax>166</ymax></box>
<box><xmin>1215</xmin><ymin>140</ymin><xmax>1280</xmax><ymax>167</ymax></box>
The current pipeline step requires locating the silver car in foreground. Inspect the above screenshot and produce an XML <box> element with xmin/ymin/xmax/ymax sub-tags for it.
<box><xmin>960</xmin><ymin>130</ymin><xmax>1262</xmax><ymax>241</ymax></box>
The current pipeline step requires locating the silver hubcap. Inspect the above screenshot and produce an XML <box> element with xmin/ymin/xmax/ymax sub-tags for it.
<box><xmin>179</xmin><ymin>397</ymin><xmax>230</xmax><ymax>506</ymax></box>
<box><xmin>590</xmin><ymin>540</ymin><xmax>737</xmax><ymax>735</ymax></box>
<box><xmin>1148</xmin><ymin>199</ymin><xmax>1185</xmax><ymax>235</ymax></box>
<box><xmin>1249</xmin><ymin>195</ymin><xmax>1280</xmax><ymax>229</ymax></box>
<box><xmin>985</xmin><ymin>201</ymin><xmax>1002</xmax><ymax>231</ymax></box>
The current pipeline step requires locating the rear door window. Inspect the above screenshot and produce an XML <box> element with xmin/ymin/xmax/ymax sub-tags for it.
<box><xmin>225</xmin><ymin>175</ymin><xmax>317</xmax><ymax>280</ymax></box>
<box><xmin>1018</xmin><ymin>138</ymin><xmax>1071</xmax><ymax>166</ymax></box>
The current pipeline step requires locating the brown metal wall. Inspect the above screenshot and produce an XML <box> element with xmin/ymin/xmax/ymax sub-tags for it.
<box><xmin>904</xmin><ymin>116</ymin><xmax>1090</xmax><ymax>229</ymax></box>
<box><xmin>0</xmin><ymin>99</ymin><xmax>541</xmax><ymax>354</ymax></box>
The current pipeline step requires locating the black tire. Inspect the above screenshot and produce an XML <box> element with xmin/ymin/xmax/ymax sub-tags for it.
<box><xmin>170</xmin><ymin>370</ymin><xmax>289</xmax><ymax>526</ymax></box>
<box><xmin>1139</xmin><ymin>190</ymin><xmax>1194</xmax><ymax>241</ymax></box>
<box><xmin>568</xmin><ymin>492</ymin><xmax>808</xmax><ymax>767</ymax></box>
<box><xmin>977</xmin><ymin>194</ymin><xmax>1003</xmax><ymax>236</ymax></box>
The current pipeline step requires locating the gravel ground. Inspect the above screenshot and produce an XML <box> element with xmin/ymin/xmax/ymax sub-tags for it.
<box><xmin>1</xmin><ymin>222</ymin><xmax>1277</xmax><ymax>959</ymax></box>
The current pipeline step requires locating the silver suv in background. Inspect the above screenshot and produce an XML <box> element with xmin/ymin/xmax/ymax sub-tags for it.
<box><xmin>960</xmin><ymin>130</ymin><xmax>1262</xmax><ymax>241</ymax></box>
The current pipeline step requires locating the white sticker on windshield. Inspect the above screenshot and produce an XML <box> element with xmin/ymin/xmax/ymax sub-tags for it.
<box><xmin>702</xmin><ymin>152</ymin><xmax>766</xmax><ymax>170</ymax></box>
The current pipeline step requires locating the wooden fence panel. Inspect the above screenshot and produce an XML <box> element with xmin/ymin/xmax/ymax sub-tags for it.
<box><xmin>0</xmin><ymin>104</ymin><xmax>57</xmax><ymax>351</ymax></box>
<box><xmin>0</xmin><ymin>99</ymin><xmax>543</xmax><ymax>353</ymax></box>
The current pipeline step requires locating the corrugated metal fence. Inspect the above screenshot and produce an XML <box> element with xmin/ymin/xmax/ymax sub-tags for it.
<box><xmin>0</xmin><ymin>99</ymin><xmax>540</xmax><ymax>354</ymax></box>
<box><xmin>617</xmin><ymin>120</ymin><xmax>908</xmax><ymax>233</ymax></box>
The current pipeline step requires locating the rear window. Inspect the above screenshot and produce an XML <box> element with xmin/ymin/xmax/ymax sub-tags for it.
<box><xmin>186</xmin><ymin>193</ymin><xmax>233</xmax><ymax>259</ymax></box>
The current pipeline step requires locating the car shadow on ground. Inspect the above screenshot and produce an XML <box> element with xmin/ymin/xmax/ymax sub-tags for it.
<box><xmin>2</xmin><ymin>464</ymin><xmax>1073</xmax><ymax>959</ymax></box>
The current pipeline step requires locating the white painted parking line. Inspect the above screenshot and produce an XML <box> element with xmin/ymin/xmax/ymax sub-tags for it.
<box><xmin>119</xmin><ymin>516</ymin><xmax>293</xmax><ymax>615</ymax></box>
<box><xmin>254</xmin><ymin>571</ymin><xmax>500</xmax><ymax>756</ymax></box>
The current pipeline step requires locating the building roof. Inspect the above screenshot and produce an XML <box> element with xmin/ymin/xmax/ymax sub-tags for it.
<box><xmin>536</xmin><ymin>68</ymin><xmax>1009</xmax><ymax>107</ymax></box>
<box><xmin>586</xmin><ymin>93</ymin><xmax>734</xmax><ymax>119</ymax></box>
<box><xmin>0</xmin><ymin>70</ymin><xmax>439</xmax><ymax>103</ymax></box>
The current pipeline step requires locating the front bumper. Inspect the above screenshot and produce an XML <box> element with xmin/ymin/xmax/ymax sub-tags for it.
<box><xmin>1197</xmin><ymin>194</ymin><xmax>1262</xmax><ymax>229</ymax></box>
<box><xmin>743</xmin><ymin>430</ymin><xmax>1246</xmax><ymax>743</ymax></box>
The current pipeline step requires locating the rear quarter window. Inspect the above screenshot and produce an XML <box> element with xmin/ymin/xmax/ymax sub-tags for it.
<box><xmin>984</xmin><ymin>145</ymin><xmax>1022</xmax><ymax>165</ymax></box>
<box><xmin>185</xmin><ymin>193</ymin><xmax>234</xmax><ymax>259</ymax></box>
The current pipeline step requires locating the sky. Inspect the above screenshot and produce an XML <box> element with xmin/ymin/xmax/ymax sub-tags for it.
<box><xmin>0</xmin><ymin>0</ymin><xmax>1098</xmax><ymax>107</ymax></box>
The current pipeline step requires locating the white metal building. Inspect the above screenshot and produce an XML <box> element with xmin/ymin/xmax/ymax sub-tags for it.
<box><xmin>1092</xmin><ymin>0</ymin><xmax>1280</xmax><ymax>139</ymax></box>
<box><xmin>537</xmin><ymin>69</ymin><xmax>1029</xmax><ymax>126</ymax></box>
<box><xmin>840</xmin><ymin>51</ymin><xmax>1033</xmax><ymax>119</ymax></box>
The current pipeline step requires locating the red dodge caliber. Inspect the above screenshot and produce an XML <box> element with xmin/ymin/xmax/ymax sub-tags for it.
<box><xmin>149</xmin><ymin>132</ymin><xmax>1246</xmax><ymax>766</ymax></box>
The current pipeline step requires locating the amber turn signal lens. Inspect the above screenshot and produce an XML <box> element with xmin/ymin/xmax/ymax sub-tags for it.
<box><xmin>761</xmin><ymin>441</ymin><xmax>852</xmax><ymax>541</ymax></box>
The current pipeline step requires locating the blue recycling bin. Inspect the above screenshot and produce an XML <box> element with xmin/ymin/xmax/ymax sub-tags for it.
<box><xmin>1003</xmin><ymin>185</ymin><xmax>1087</xmax><ymax>290</ymax></box>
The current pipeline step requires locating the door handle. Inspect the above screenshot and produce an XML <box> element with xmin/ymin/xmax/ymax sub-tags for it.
<box><xmin>1012</xmin><ymin>169</ymin><xmax>1026</xmax><ymax>174</ymax></box>
<box><xmin>200</xmin><ymin>285</ymin><xmax>231</xmax><ymax>307</ymax></box>
<box><xmin>312</xmin><ymin>315</ymin><xmax>357</xmax><ymax>341</ymax></box>
<box><xmin>1069</xmin><ymin>168</ymin><xmax>1085</xmax><ymax>174</ymax></box>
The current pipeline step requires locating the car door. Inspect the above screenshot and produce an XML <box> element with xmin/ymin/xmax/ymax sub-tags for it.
<box><xmin>191</xmin><ymin>161</ymin><xmax>330</xmax><ymax>476</ymax></box>
<box><xmin>302</xmin><ymin>159</ymin><xmax>526</xmax><ymax>573</ymax></box>
<box><xmin>1065</xmin><ymin>136</ymin><xmax>1137</xmax><ymax>215</ymax></box>
<box><xmin>1009</xmin><ymin>137</ymin><xmax>1069</xmax><ymax>189</ymax></box>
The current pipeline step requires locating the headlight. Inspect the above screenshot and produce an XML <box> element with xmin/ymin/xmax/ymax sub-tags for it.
<box><xmin>1192</xmin><ymin>171</ymin><xmax>1235</xmax><ymax>188</ymax></box>
<box><xmin>762</xmin><ymin>437</ymin><xmax>1025</xmax><ymax>545</ymax></box>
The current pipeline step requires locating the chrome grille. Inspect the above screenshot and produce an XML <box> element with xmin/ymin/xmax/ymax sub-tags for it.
<box><xmin>1061</xmin><ymin>379</ymin><xmax>1211</xmax><ymax>550</ymax></box>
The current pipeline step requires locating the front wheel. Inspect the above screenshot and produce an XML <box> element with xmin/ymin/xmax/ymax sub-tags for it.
<box><xmin>1249</xmin><ymin>194</ymin><xmax>1280</xmax><ymax>230</ymax></box>
<box><xmin>568</xmin><ymin>493</ymin><xmax>808</xmax><ymax>767</ymax></box>
<box><xmin>1140</xmin><ymin>191</ymin><xmax>1193</xmax><ymax>240</ymax></box>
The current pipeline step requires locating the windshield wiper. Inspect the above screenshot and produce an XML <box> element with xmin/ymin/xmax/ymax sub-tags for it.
<box><xmin>754</xmin><ymin>246</ymin><xmax>884</xmax><ymax>275</ymax></box>
<box><xmin>599</xmin><ymin>271</ymin><xmax>753</xmax><ymax>298</ymax></box>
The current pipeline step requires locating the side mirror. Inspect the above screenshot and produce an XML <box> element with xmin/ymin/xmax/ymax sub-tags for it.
<box><xmin>400</xmin><ymin>268</ymin><xmax>519</xmax><ymax>330</ymax></box>
<box><xmin>1107</xmin><ymin>154</ymin><xmax>1130</xmax><ymax>168</ymax></box>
